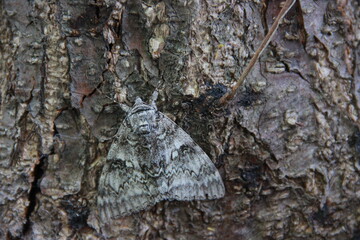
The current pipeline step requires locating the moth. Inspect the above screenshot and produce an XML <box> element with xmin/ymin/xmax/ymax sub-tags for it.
<box><xmin>97</xmin><ymin>92</ymin><xmax>225</xmax><ymax>220</ymax></box>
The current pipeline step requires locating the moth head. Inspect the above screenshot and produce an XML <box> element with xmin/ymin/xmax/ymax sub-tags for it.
<box><xmin>118</xmin><ymin>97</ymin><xmax>147</xmax><ymax>113</ymax></box>
<box><xmin>127</xmin><ymin>99</ymin><xmax>157</xmax><ymax>136</ymax></box>
<box><xmin>135</xmin><ymin>97</ymin><xmax>143</xmax><ymax>105</ymax></box>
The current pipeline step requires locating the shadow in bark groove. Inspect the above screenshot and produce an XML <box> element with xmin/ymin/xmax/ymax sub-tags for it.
<box><xmin>22</xmin><ymin>154</ymin><xmax>47</xmax><ymax>236</ymax></box>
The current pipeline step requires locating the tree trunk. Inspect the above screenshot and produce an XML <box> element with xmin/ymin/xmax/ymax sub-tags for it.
<box><xmin>1</xmin><ymin>0</ymin><xmax>359</xmax><ymax>239</ymax></box>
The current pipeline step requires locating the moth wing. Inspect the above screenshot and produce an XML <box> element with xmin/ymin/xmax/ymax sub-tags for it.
<box><xmin>158</xmin><ymin>112</ymin><xmax>225</xmax><ymax>200</ymax></box>
<box><xmin>97</xmin><ymin>123</ymin><xmax>159</xmax><ymax>221</ymax></box>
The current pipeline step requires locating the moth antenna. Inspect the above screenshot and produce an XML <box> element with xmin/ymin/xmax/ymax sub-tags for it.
<box><xmin>119</xmin><ymin>103</ymin><xmax>131</xmax><ymax>113</ymax></box>
<box><xmin>150</xmin><ymin>90</ymin><xmax>158</xmax><ymax>108</ymax></box>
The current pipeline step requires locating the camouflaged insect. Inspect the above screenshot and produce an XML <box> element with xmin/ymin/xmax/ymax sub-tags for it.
<box><xmin>97</xmin><ymin>92</ymin><xmax>225</xmax><ymax>220</ymax></box>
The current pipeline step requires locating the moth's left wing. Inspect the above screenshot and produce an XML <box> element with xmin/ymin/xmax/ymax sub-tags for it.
<box><xmin>97</xmin><ymin>160</ymin><xmax>160</xmax><ymax>221</ymax></box>
<box><xmin>97</xmin><ymin>121</ymin><xmax>160</xmax><ymax>221</ymax></box>
<box><xmin>157</xmin><ymin>112</ymin><xmax>225</xmax><ymax>200</ymax></box>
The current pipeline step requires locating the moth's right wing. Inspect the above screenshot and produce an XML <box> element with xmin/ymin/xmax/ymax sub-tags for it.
<box><xmin>156</xmin><ymin>112</ymin><xmax>225</xmax><ymax>201</ymax></box>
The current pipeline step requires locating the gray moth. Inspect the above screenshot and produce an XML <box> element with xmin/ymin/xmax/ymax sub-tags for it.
<box><xmin>97</xmin><ymin>92</ymin><xmax>225</xmax><ymax>220</ymax></box>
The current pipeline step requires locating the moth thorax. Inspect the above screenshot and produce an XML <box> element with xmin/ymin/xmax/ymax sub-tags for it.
<box><xmin>128</xmin><ymin>106</ymin><xmax>156</xmax><ymax>136</ymax></box>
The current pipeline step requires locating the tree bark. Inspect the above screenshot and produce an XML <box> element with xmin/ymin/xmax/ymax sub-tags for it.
<box><xmin>0</xmin><ymin>0</ymin><xmax>359</xmax><ymax>239</ymax></box>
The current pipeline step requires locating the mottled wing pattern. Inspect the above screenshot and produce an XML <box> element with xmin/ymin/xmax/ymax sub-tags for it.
<box><xmin>98</xmin><ymin>100</ymin><xmax>225</xmax><ymax>221</ymax></box>
<box><xmin>97</xmin><ymin>123</ymin><xmax>159</xmax><ymax>221</ymax></box>
<box><xmin>158</xmin><ymin>112</ymin><xmax>225</xmax><ymax>201</ymax></box>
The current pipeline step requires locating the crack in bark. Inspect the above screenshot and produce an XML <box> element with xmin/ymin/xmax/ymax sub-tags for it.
<box><xmin>22</xmin><ymin>154</ymin><xmax>47</xmax><ymax>236</ymax></box>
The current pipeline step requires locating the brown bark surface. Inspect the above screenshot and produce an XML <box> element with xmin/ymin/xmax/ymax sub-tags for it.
<box><xmin>0</xmin><ymin>0</ymin><xmax>359</xmax><ymax>239</ymax></box>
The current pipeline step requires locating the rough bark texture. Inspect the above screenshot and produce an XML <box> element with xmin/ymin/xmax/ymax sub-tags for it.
<box><xmin>0</xmin><ymin>0</ymin><xmax>359</xmax><ymax>239</ymax></box>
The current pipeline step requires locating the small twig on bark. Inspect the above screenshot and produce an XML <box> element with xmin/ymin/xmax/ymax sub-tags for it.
<box><xmin>219</xmin><ymin>0</ymin><xmax>297</xmax><ymax>105</ymax></box>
